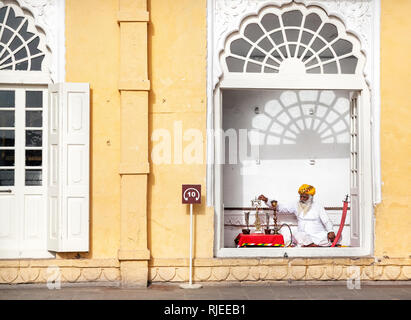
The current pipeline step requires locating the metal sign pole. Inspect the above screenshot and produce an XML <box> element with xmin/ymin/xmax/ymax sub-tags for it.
<box><xmin>180</xmin><ymin>203</ymin><xmax>202</xmax><ymax>289</ymax></box>
<box><xmin>189</xmin><ymin>203</ymin><xmax>193</xmax><ymax>285</ymax></box>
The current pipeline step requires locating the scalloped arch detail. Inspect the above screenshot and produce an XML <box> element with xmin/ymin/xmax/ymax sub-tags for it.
<box><xmin>221</xmin><ymin>2</ymin><xmax>365</xmax><ymax>76</ymax></box>
<box><xmin>0</xmin><ymin>1</ymin><xmax>49</xmax><ymax>73</ymax></box>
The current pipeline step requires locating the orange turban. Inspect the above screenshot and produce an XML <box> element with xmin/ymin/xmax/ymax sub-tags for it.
<box><xmin>298</xmin><ymin>184</ymin><xmax>316</xmax><ymax>196</ymax></box>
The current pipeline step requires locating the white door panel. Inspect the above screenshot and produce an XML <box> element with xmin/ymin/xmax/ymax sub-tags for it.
<box><xmin>21</xmin><ymin>194</ymin><xmax>46</xmax><ymax>252</ymax></box>
<box><xmin>0</xmin><ymin>87</ymin><xmax>49</xmax><ymax>258</ymax></box>
<box><xmin>0</xmin><ymin>194</ymin><xmax>17</xmax><ymax>240</ymax></box>
<box><xmin>24</xmin><ymin>195</ymin><xmax>42</xmax><ymax>239</ymax></box>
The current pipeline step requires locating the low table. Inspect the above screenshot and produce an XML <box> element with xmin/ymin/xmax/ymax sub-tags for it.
<box><xmin>235</xmin><ymin>233</ymin><xmax>285</xmax><ymax>248</ymax></box>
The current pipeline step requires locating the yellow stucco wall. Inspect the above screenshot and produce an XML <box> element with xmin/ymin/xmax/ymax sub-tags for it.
<box><xmin>65</xmin><ymin>0</ymin><xmax>121</xmax><ymax>259</ymax></box>
<box><xmin>0</xmin><ymin>0</ymin><xmax>411</xmax><ymax>285</ymax></box>
<box><xmin>64</xmin><ymin>0</ymin><xmax>214</xmax><ymax>263</ymax></box>
<box><xmin>375</xmin><ymin>0</ymin><xmax>411</xmax><ymax>258</ymax></box>
<box><xmin>63</xmin><ymin>0</ymin><xmax>411</xmax><ymax>261</ymax></box>
<box><xmin>148</xmin><ymin>0</ymin><xmax>214</xmax><ymax>259</ymax></box>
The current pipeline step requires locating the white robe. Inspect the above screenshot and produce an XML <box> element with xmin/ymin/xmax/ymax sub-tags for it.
<box><xmin>265</xmin><ymin>198</ymin><xmax>337</xmax><ymax>247</ymax></box>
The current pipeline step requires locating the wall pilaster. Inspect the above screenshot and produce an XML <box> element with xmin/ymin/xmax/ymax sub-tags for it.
<box><xmin>118</xmin><ymin>0</ymin><xmax>150</xmax><ymax>287</ymax></box>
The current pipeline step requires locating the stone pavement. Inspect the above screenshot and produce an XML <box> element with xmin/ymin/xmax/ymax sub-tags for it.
<box><xmin>0</xmin><ymin>281</ymin><xmax>410</xmax><ymax>300</ymax></box>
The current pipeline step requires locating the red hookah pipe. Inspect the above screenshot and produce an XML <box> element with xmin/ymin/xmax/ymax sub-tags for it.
<box><xmin>331</xmin><ymin>195</ymin><xmax>349</xmax><ymax>247</ymax></box>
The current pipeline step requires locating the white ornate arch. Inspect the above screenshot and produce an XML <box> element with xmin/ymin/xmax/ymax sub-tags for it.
<box><xmin>211</xmin><ymin>0</ymin><xmax>377</xmax><ymax>86</ymax></box>
<box><xmin>206</xmin><ymin>0</ymin><xmax>381</xmax><ymax>206</ymax></box>
<box><xmin>220</xmin><ymin>4</ymin><xmax>365</xmax><ymax>76</ymax></box>
<box><xmin>0</xmin><ymin>0</ymin><xmax>65</xmax><ymax>82</ymax></box>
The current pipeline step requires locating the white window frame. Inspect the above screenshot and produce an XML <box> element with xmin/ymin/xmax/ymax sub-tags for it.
<box><xmin>208</xmin><ymin>1</ymin><xmax>377</xmax><ymax>258</ymax></box>
<box><xmin>0</xmin><ymin>0</ymin><xmax>66</xmax><ymax>259</ymax></box>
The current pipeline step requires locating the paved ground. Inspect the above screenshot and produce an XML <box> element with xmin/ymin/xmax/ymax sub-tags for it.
<box><xmin>0</xmin><ymin>281</ymin><xmax>410</xmax><ymax>300</ymax></box>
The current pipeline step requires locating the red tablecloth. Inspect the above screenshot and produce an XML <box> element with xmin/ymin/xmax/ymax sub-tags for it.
<box><xmin>235</xmin><ymin>233</ymin><xmax>285</xmax><ymax>247</ymax></box>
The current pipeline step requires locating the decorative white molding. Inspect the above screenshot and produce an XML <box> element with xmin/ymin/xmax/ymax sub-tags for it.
<box><xmin>212</xmin><ymin>0</ymin><xmax>375</xmax><ymax>88</ymax></box>
<box><xmin>1</xmin><ymin>0</ymin><xmax>66</xmax><ymax>82</ymax></box>
<box><xmin>206</xmin><ymin>0</ymin><xmax>381</xmax><ymax>206</ymax></box>
<box><xmin>220</xmin><ymin>4</ymin><xmax>365</xmax><ymax>76</ymax></box>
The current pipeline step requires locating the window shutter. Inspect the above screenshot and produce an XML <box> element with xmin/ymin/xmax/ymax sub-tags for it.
<box><xmin>47</xmin><ymin>83</ymin><xmax>90</xmax><ymax>252</ymax></box>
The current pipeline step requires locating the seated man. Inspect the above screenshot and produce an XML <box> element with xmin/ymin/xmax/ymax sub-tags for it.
<box><xmin>258</xmin><ymin>184</ymin><xmax>337</xmax><ymax>247</ymax></box>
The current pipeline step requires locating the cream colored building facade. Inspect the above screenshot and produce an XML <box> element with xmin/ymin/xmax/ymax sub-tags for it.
<box><xmin>0</xmin><ymin>0</ymin><xmax>410</xmax><ymax>287</ymax></box>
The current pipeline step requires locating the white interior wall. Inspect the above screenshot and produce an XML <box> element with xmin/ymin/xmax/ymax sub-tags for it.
<box><xmin>222</xmin><ymin>89</ymin><xmax>351</xmax><ymax>247</ymax></box>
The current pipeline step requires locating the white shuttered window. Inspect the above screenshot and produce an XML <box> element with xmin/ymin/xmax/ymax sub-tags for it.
<box><xmin>47</xmin><ymin>83</ymin><xmax>90</xmax><ymax>252</ymax></box>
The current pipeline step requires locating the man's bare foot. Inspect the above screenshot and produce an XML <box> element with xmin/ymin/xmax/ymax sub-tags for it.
<box><xmin>302</xmin><ymin>243</ymin><xmax>319</xmax><ymax>247</ymax></box>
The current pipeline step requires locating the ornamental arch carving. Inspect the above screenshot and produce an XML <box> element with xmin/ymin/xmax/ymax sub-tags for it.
<box><xmin>220</xmin><ymin>3</ymin><xmax>365</xmax><ymax>77</ymax></box>
<box><xmin>0</xmin><ymin>4</ymin><xmax>48</xmax><ymax>72</ymax></box>
<box><xmin>0</xmin><ymin>0</ymin><xmax>65</xmax><ymax>82</ymax></box>
<box><xmin>211</xmin><ymin>0</ymin><xmax>377</xmax><ymax>89</ymax></box>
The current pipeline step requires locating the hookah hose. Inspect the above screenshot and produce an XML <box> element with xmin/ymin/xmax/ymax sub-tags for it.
<box><xmin>277</xmin><ymin>223</ymin><xmax>293</xmax><ymax>247</ymax></box>
<box><xmin>331</xmin><ymin>195</ymin><xmax>349</xmax><ymax>247</ymax></box>
<box><xmin>271</xmin><ymin>202</ymin><xmax>293</xmax><ymax>247</ymax></box>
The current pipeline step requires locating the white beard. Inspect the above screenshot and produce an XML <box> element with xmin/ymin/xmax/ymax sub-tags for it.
<box><xmin>297</xmin><ymin>195</ymin><xmax>313</xmax><ymax>216</ymax></box>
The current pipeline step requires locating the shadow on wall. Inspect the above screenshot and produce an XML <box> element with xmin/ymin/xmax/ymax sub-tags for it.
<box><xmin>223</xmin><ymin>89</ymin><xmax>350</xmax><ymax>161</ymax></box>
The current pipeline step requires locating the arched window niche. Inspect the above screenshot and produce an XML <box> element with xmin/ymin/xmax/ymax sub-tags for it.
<box><xmin>212</xmin><ymin>3</ymin><xmax>374</xmax><ymax>258</ymax></box>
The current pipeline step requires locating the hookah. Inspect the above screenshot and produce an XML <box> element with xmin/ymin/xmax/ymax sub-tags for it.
<box><xmin>267</xmin><ymin>199</ymin><xmax>293</xmax><ymax>247</ymax></box>
<box><xmin>251</xmin><ymin>197</ymin><xmax>263</xmax><ymax>233</ymax></box>
<box><xmin>238</xmin><ymin>197</ymin><xmax>293</xmax><ymax>248</ymax></box>
<box><xmin>242</xmin><ymin>211</ymin><xmax>250</xmax><ymax>234</ymax></box>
